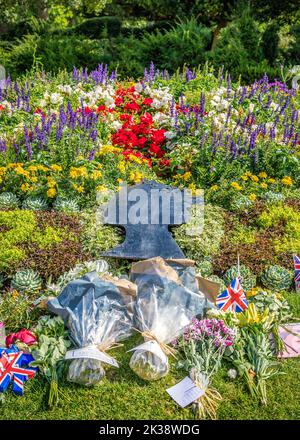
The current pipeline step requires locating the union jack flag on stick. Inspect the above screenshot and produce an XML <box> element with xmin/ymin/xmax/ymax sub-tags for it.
<box><xmin>0</xmin><ymin>346</ymin><xmax>36</xmax><ymax>395</ymax></box>
<box><xmin>216</xmin><ymin>277</ymin><xmax>248</xmax><ymax>313</ymax></box>
<box><xmin>293</xmin><ymin>255</ymin><xmax>300</xmax><ymax>293</ymax></box>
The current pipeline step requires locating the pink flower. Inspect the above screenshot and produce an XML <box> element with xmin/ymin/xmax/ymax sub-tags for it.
<box><xmin>6</xmin><ymin>329</ymin><xmax>36</xmax><ymax>347</ymax></box>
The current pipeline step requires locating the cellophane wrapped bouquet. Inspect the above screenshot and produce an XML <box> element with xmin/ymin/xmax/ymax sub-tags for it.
<box><xmin>47</xmin><ymin>271</ymin><xmax>133</xmax><ymax>386</ymax></box>
<box><xmin>129</xmin><ymin>257</ymin><xmax>209</xmax><ymax>381</ymax></box>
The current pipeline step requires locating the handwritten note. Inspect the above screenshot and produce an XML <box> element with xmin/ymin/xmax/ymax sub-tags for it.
<box><xmin>166</xmin><ymin>377</ymin><xmax>204</xmax><ymax>408</ymax></box>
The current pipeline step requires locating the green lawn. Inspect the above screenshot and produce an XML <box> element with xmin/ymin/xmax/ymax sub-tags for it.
<box><xmin>1</xmin><ymin>293</ymin><xmax>299</xmax><ymax>420</ymax></box>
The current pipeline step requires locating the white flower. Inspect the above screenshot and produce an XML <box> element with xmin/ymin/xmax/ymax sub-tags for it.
<box><xmin>249</xmin><ymin>102</ymin><xmax>254</xmax><ymax>112</ymax></box>
<box><xmin>111</xmin><ymin>120</ymin><xmax>122</xmax><ymax>131</ymax></box>
<box><xmin>135</xmin><ymin>83</ymin><xmax>143</xmax><ymax>93</ymax></box>
<box><xmin>164</xmin><ymin>131</ymin><xmax>176</xmax><ymax>140</ymax></box>
<box><xmin>58</xmin><ymin>84</ymin><xmax>72</xmax><ymax>95</ymax></box>
<box><xmin>227</xmin><ymin>369</ymin><xmax>237</xmax><ymax>380</ymax></box>
<box><xmin>50</xmin><ymin>93</ymin><xmax>63</xmax><ymax>105</ymax></box>
<box><xmin>39</xmin><ymin>99</ymin><xmax>47</xmax><ymax>108</ymax></box>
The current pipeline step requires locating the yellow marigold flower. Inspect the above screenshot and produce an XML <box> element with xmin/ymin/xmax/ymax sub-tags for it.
<box><xmin>0</xmin><ymin>167</ymin><xmax>7</xmax><ymax>175</ymax></box>
<box><xmin>281</xmin><ymin>176</ymin><xmax>293</xmax><ymax>186</ymax></box>
<box><xmin>210</xmin><ymin>184</ymin><xmax>219</xmax><ymax>191</ymax></box>
<box><xmin>21</xmin><ymin>183</ymin><xmax>30</xmax><ymax>192</ymax></box>
<box><xmin>15</xmin><ymin>166</ymin><xmax>29</xmax><ymax>178</ymax></box>
<box><xmin>91</xmin><ymin>170</ymin><xmax>102</xmax><ymax>180</ymax></box>
<box><xmin>30</xmin><ymin>176</ymin><xmax>38</xmax><ymax>183</ymax></box>
<box><xmin>50</xmin><ymin>164</ymin><xmax>62</xmax><ymax>172</ymax></box>
<box><xmin>260</xmin><ymin>183</ymin><xmax>268</xmax><ymax>189</ymax></box>
<box><xmin>259</xmin><ymin>172</ymin><xmax>267</xmax><ymax>178</ymax></box>
<box><xmin>69</xmin><ymin>166</ymin><xmax>88</xmax><ymax>179</ymax></box>
<box><xmin>96</xmin><ymin>185</ymin><xmax>108</xmax><ymax>192</ymax></box>
<box><xmin>117</xmin><ymin>178</ymin><xmax>123</xmax><ymax>184</ymax></box>
<box><xmin>28</xmin><ymin>165</ymin><xmax>38</xmax><ymax>172</ymax></box>
<box><xmin>37</xmin><ymin>165</ymin><xmax>49</xmax><ymax>172</ymax></box>
<box><xmin>73</xmin><ymin>184</ymin><xmax>84</xmax><ymax>193</ymax></box>
<box><xmin>251</xmin><ymin>175</ymin><xmax>259</xmax><ymax>182</ymax></box>
<box><xmin>268</xmin><ymin>178</ymin><xmax>275</xmax><ymax>184</ymax></box>
<box><xmin>118</xmin><ymin>162</ymin><xmax>126</xmax><ymax>174</ymax></box>
<box><xmin>182</xmin><ymin>171</ymin><xmax>192</xmax><ymax>182</ymax></box>
<box><xmin>97</xmin><ymin>163</ymin><xmax>103</xmax><ymax>169</ymax></box>
<box><xmin>231</xmin><ymin>182</ymin><xmax>242</xmax><ymax>190</ymax></box>
<box><xmin>47</xmin><ymin>188</ymin><xmax>56</xmax><ymax>198</ymax></box>
<box><xmin>47</xmin><ymin>178</ymin><xmax>57</xmax><ymax>188</ymax></box>
<box><xmin>248</xmin><ymin>193</ymin><xmax>257</xmax><ymax>202</ymax></box>
<box><xmin>241</xmin><ymin>175</ymin><xmax>248</xmax><ymax>181</ymax></box>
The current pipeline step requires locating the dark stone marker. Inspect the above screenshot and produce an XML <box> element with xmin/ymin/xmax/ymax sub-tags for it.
<box><xmin>101</xmin><ymin>180</ymin><xmax>202</xmax><ymax>260</ymax></box>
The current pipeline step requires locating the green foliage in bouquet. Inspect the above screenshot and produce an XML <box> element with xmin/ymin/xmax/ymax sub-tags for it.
<box><xmin>22</xmin><ymin>196</ymin><xmax>48</xmax><ymax>211</ymax></box>
<box><xmin>11</xmin><ymin>269</ymin><xmax>42</xmax><ymax>293</ymax></box>
<box><xmin>223</xmin><ymin>264</ymin><xmax>256</xmax><ymax>292</ymax></box>
<box><xmin>31</xmin><ymin>315</ymin><xmax>71</xmax><ymax>407</ymax></box>
<box><xmin>174</xmin><ymin>204</ymin><xmax>225</xmax><ymax>260</ymax></box>
<box><xmin>260</xmin><ymin>265</ymin><xmax>293</xmax><ymax>291</ymax></box>
<box><xmin>0</xmin><ymin>192</ymin><xmax>19</xmax><ymax>209</ymax></box>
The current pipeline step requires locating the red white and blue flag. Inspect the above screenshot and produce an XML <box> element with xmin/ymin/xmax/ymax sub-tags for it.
<box><xmin>293</xmin><ymin>255</ymin><xmax>300</xmax><ymax>290</ymax></box>
<box><xmin>0</xmin><ymin>346</ymin><xmax>37</xmax><ymax>395</ymax></box>
<box><xmin>216</xmin><ymin>277</ymin><xmax>248</xmax><ymax>313</ymax></box>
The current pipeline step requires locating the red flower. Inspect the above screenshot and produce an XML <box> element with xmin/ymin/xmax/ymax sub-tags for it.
<box><xmin>96</xmin><ymin>105</ymin><xmax>106</xmax><ymax>113</ymax></box>
<box><xmin>115</xmin><ymin>96</ymin><xmax>123</xmax><ymax>106</ymax></box>
<box><xmin>142</xmin><ymin>98</ymin><xmax>153</xmax><ymax>106</ymax></box>
<box><xmin>159</xmin><ymin>158</ymin><xmax>170</xmax><ymax>167</ymax></box>
<box><xmin>124</xmin><ymin>102</ymin><xmax>140</xmax><ymax>113</ymax></box>
<box><xmin>84</xmin><ymin>107</ymin><xmax>93</xmax><ymax>114</ymax></box>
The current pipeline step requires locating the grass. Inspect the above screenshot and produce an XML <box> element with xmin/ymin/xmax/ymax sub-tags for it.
<box><xmin>0</xmin><ymin>293</ymin><xmax>299</xmax><ymax>420</ymax></box>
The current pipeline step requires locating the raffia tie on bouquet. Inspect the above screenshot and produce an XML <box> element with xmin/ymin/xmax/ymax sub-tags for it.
<box><xmin>191</xmin><ymin>371</ymin><xmax>222</xmax><ymax>420</ymax></box>
<box><xmin>133</xmin><ymin>328</ymin><xmax>177</xmax><ymax>359</ymax></box>
<box><xmin>96</xmin><ymin>341</ymin><xmax>123</xmax><ymax>353</ymax></box>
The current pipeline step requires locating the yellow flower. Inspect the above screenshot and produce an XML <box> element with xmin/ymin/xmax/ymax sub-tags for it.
<box><xmin>0</xmin><ymin>167</ymin><xmax>7</xmax><ymax>176</ymax></box>
<box><xmin>72</xmin><ymin>184</ymin><xmax>85</xmax><ymax>193</ymax></box>
<box><xmin>241</xmin><ymin>175</ymin><xmax>248</xmax><ymax>181</ymax></box>
<box><xmin>117</xmin><ymin>178</ymin><xmax>124</xmax><ymax>184</ymax></box>
<box><xmin>118</xmin><ymin>162</ymin><xmax>126</xmax><ymax>174</ymax></box>
<box><xmin>248</xmin><ymin>193</ymin><xmax>257</xmax><ymax>202</ymax></box>
<box><xmin>259</xmin><ymin>172</ymin><xmax>267</xmax><ymax>178</ymax></box>
<box><xmin>251</xmin><ymin>175</ymin><xmax>259</xmax><ymax>182</ymax></box>
<box><xmin>231</xmin><ymin>182</ymin><xmax>242</xmax><ymax>191</ymax></box>
<box><xmin>15</xmin><ymin>166</ymin><xmax>30</xmax><ymax>178</ymax></box>
<box><xmin>28</xmin><ymin>165</ymin><xmax>38</xmax><ymax>172</ymax></box>
<box><xmin>37</xmin><ymin>165</ymin><xmax>49</xmax><ymax>172</ymax></box>
<box><xmin>12</xmin><ymin>290</ymin><xmax>20</xmax><ymax>299</ymax></box>
<box><xmin>268</xmin><ymin>178</ymin><xmax>275</xmax><ymax>184</ymax></box>
<box><xmin>281</xmin><ymin>176</ymin><xmax>293</xmax><ymax>186</ymax></box>
<box><xmin>69</xmin><ymin>166</ymin><xmax>88</xmax><ymax>179</ymax></box>
<box><xmin>210</xmin><ymin>184</ymin><xmax>219</xmax><ymax>191</ymax></box>
<box><xmin>47</xmin><ymin>177</ymin><xmax>57</xmax><ymax>188</ymax></box>
<box><xmin>77</xmin><ymin>155</ymin><xmax>85</xmax><ymax>161</ymax></box>
<box><xmin>97</xmin><ymin>163</ymin><xmax>103</xmax><ymax>169</ymax></box>
<box><xmin>96</xmin><ymin>185</ymin><xmax>108</xmax><ymax>192</ymax></box>
<box><xmin>91</xmin><ymin>170</ymin><xmax>102</xmax><ymax>180</ymax></box>
<box><xmin>260</xmin><ymin>183</ymin><xmax>268</xmax><ymax>189</ymax></box>
<box><xmin>50</xmin><ymin>164</ymin><xmax>62</xmax><ymax>172</ymax></box>
<box><xmin>47</xmin><ymin>188</ymin><xmax>56</xmax><ymax>198</ymax></box>
<box><xmin>21</xmin><ymin>183</ymin><xmax>30</xmax><ymax>192</ymax></box>
<box><xmin>182</xmin><ymin>171</ymin><xmax>192</xmax><ymax>182</ymax></box>
<box><xmin>30</xmin><ymin>176</ymin><xmax>38</xmax><ymax>183</ymax></box>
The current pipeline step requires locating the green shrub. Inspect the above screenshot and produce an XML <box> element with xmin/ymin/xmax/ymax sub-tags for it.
<box><xmin>173</xmin><ymin>204</ymin><xmax>225</xmax><ymax>260</ymax></box>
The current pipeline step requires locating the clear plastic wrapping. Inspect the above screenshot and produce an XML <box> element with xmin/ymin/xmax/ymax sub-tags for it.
<box><xmin>129</xmin><ymin>258</ymin><xmax>207</xmax><ymax>381</ymax></box>
<box><xmin>47</xmin><ymin>271</ymin><xmax>132</xmax><ymax>386</ymax></box>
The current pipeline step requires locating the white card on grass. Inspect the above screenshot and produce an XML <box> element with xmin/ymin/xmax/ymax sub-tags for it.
<box><xmin>166</xmin><ymin>376</ymin><xmax>204</xmax><ymax>408</ymax></box>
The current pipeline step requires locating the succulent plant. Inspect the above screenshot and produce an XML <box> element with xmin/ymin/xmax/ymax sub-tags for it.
<box><xmin>223</xmin><ymin>264</ymin><xmax>256</xmax><ymax>292</ymax></box>
<box><xmin>11</xmin><ymin>269</ymin><xmax>42</xmax><ymax>293</ymax></box>
<box><xmin>230</xmin><ymin>195</ymin><xmax>253</xmax><ymax>212</ymax></box>
<box><xmin>249</xmin><ymin>290</ymin><xmax>292</xmax><ymax>321</ymax></box>
<box><xmin>196</xmin><ymin>258</ymin><xmax>213</xmax><ymax>278</ymax></box>
<box><xmin>22</xmin><ymin>196</ymin><xmax>48</xmax><ymax>211</ymax></box>
<box><xmin>207</xmin><ymin>275</ymin><xmax>226</xmax><ymax>293</ymax></box>
<box><xmin>53</xmin><ymin>197</ymin><xmax>79</xmax><ymax>213</ymax></box>
<box><xmin>262</xmin><ymin>191</ymin><xmax>285</xmax><ymax>205</ymax></box>
<box><xmin>0</xmin><ymin>192</ymin><xmax>19</xmax><ymax>209</ymax></box>
<box><xmin>260</xmin><ymin>265</ymin><xmax>293</xmax><ymax>291</ymax></box>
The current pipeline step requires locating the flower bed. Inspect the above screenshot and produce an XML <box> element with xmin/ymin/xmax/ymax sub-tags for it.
<box><xmin>0</xmin><ymin>64</ymin><xmax>299</xmax><ymax>419</ymax></box>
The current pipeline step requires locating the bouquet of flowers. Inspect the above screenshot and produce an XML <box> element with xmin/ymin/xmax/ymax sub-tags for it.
<box><xmin>47</xmin><ymin>271</ymin><xmax>133</xmax><ymax>386</ymax></box>
<box><xmin>129</xmin><ymin>258</ymin><xmax>207</xmax><ymax>381</ymax></box>
<box><xmin>175</xmin><ymin>318</ymin><xmax>236</xmax><ymax>419</ymax></box>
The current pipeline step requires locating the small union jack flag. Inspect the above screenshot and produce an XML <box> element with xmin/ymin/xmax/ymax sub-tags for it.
<box><xmin>0</xmin><ymin>345</ymin><xmax>37</xmax><ymax>396</ymax></box>
<box><xmin>293</xmin><ymin>255</ymin><xmax>300</xmax><ymax>288</ymax></box>
<box><xmin>216</xmin><ymin>277</ymin><xmax>248</xmax><ymax>313</ymax></box>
